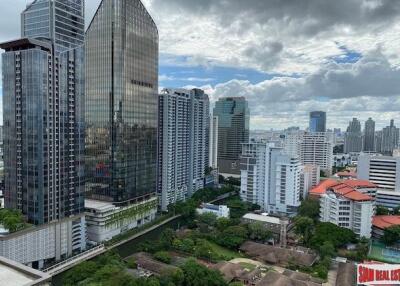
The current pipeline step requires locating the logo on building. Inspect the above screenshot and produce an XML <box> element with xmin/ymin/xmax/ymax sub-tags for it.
<box><xmin>358</xmin><ymin>264</ymin><xmax>400</xmax><ymax>285</ymax></box>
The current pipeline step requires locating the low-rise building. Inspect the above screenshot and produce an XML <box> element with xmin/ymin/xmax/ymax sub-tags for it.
<box><xmin>320</xmin><ymin>184</ymin><xmax>374</xmax><ymax>238</ymax></box>
<box><xmin>85</xmin><ymin>198</ymin><xmax>157</xmax><ymax>243</ymax></box>
<box><xmin>0</xmin><ymin>215</ymin><xmax>86</xmax><ymax>269</ymax></box>
<box><xmin>196</xmin><ymin>203</ymin><xmax>230</xmax><ymax>218</ymax></box>
<box><xmin>372</xmin><ymin>215</ymin><xmax>400</xmax><ymax>239</ymax></box>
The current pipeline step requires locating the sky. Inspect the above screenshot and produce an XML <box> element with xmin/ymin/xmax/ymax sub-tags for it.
<box><xmin>1</xmin><ymin>0</ymin><xmax>400</xmax><ymax>130</ymax></box>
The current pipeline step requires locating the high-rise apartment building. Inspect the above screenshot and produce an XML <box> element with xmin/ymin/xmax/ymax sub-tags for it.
<box><xmin>157</xmin><ymin>88</ymin><xmax>210</xmax><ymax>211</ymax></box>
<box><xmin>214</xmin><ymin>97</ymin><xmax>249</xmax><ymax>176</ymax></box>
<box><xmin>84</xmin><ymin>0</ymin><xmax>159</xmax><ymax>241</ymax></box>
<box><xmin>309</xmin><ymin>111</ymin><xmax>326</xmax><ymax>133</ymax></box>
<box><xmin>363</xmin><ymin>118</ymin><xmax>375</xmax><ymax>152</ymax></box>
<box><xmin>210</xmin><ymin>115</ymin><xmax>219</xmax><ymax>169</ymax></box>
<box><xmin>358</xmin><ymin>154</ymin><xmax>400</xmax><ymax>191</ymax></box>
<box><xmin>285</xmin><ymin>131</ymin><xmax>333</xmax><ymax>176</ymax></box>
<box><xmin>381</xmin><ymin>120</ymin><xmax>399</xmax><ymax>155</ymax></box>
<box><xmin>240</xmin><ymin>142</ymin><xmax>301</xmax><ymax>216</ymax></box>
<box><xmin>1</xmin><ymin>0</ymin><xmax>86</xmax><ymax>267</ymax></box>
<box><xmin>300</xmin><ymin>164</ymin><xmax>320</xmax><ymax>199</ymax></box>
<box><xmin>344</xmin><ymin>118</ymin><xmax>362</xmax><ymax>153</ymax></box>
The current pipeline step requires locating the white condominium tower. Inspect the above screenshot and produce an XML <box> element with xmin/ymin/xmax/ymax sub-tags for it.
<box><xmin>157</xmin><ymin>88</ymin><xmax>210</xmax><ymax>211</ymax></box>
<box><xmin>284</xmin><ymin>131</ymin><xmax>333</xmax><ymax>176</ymax></box>
<box><xmin>240</xmin><ymin>141</ymin><xmax>301</xmax><ymax>216</ymax></box>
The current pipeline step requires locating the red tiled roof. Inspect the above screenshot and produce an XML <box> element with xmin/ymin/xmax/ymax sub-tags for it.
<box><xmin>309</xmin><ymin>179</ymin><xmax>376</xmax><ymax>200</ymax></box>
<box><xmin>342</xmin><ymin>179</ymin><xmax>377</xmax><ymax>188</ymax></box>
<box><xmin>309</xmin><ymin>179</ymin><xmax>339</xmax><ymax>196</ymax></box>
<box><xmin>372</xmin><ymin>216</ymin><xmax>400</xmax><ymax>229</ymax></box>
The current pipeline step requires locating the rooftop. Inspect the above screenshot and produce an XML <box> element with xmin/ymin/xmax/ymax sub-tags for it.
<box><xmin>311</xmin><ymin>179</ymin><xmax>375</xmax><ymax>201</ymax></box>
<box><xmin>242</xmin><ymin>213</ymin><xmax>281</xmax><ymax>225</ymax></box>
<box><xmin>85</xmin><ymin>199</ymin><xmax>115</xmax><ymax>211</ymax></box>
<box><xmin>372</xmin><ymin>215</ymin><xmax>400</xmax><ymax>229</ymax></box>
<box><xmin>0</xmin><ymin>256</ymin><xmax>50</xmax><ymax>286</ymax></box>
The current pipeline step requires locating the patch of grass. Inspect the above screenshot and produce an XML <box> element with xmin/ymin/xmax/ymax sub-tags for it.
<box><xmin>207</xmin><ymin>241</ymin><xmax>244</xmax><ymax>260</ymax></box>
<box><xmin>238</xmin><ymin>262</ymin><xmax>256</xmax><ymax>271</ymax></box>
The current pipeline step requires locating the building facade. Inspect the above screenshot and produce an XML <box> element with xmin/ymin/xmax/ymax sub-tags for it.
<box><xmin>344</xmin><ymin>118</ymin><xmax>362</xmax><ymax>153</ymax></box>
<box><xmin>363</xmin><ymin>118</ymin><xmax>375</xmax><ymax>152</ymax></box>
<box><xmin>2</xmin><ymin>0</ymin><xmax>85</xmax><ymax>226</ymax></box>
<box><xmin>196</xmin><ymin>203</ymin><xmax>230</xmax><ymax>218</ymax></box>
<box><xmin>240</xmin><ymin>142</ymin><xmax>301</xmax><ymax>216</ymax></box>
<box><xmin>85</xmin><ymin>198</ymin><xmax>157</xmax><ymax>243</ymax></box>
<box><xmin>358</xmin><ymin>154</ymin><xmax>400</xmax><ymax>191</ymax></box>
<box><xmin>214</xmin><ymin>97</ymin><xmax>249</xmax><ymax>176</ymax></box>
<box><xmin>210</xmin><ymin>115</ymin><xmax>219</xmax><ymax>169</ymax></box>
<box><xmin>157</xmin><ymin>88</ymin><xmax>210</xmax><ymax>211</ymax></box>
<box><xmin>85</xmin><ymin>0</ymin><xmax>158</xmax><ymax>204</ymax></box>
<box><xmin>300</xmin><ymin>164</ymin><xmax>320</xmax><ymax>199</ymax></box>
<box><xmin>320</xmin><ymin>187</ymin><xmax>374</xmax><ymax>238</ymax></box>
<box><xmin>309</xmin><ymin>111</ymin><xmax>326</xmax><ymax>133</ymax></box>
<box><xmin>291</xmin><ymin>132</ymin><xmax>333</xmax><ymax>176</ymax></box>
<box><xmin>381</xmin><ymin>120</ymin><xmax>399</xmax><ymax>155</ymax></box>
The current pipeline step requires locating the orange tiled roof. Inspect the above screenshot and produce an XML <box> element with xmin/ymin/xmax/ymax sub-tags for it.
<box><xmin>342</xmin><ymin>179</ymin><xmax>377</xmax><ymax>188</ymax></box>
<box><xmin>372</xmin><ymin>216</ymin><xmax>400</xmax><ymax>229</ymax></box>
<box><xmin>309</xmin><ymin>179</ymin><xmax>339</xmax><ymax>196</ymax></box>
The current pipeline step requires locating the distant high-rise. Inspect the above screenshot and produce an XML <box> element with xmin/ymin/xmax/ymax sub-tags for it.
<box><xmin>344</xmin><ymin>118</ymin><xmax>362</xmax><ymax>153</ymax></box>
<box><xmin>381</xmin><ymin>120</ymin><xmax>399</xmax><ymax>155</ymax></box>
<box><xmin>85</xmin><ymin>0</ymin><xmax>158</xmax><ymax>203</ymax></box>
<box><xmin>309</xmin><ymin>111</ymin><xmax>326</xmax><ymax>133</ymax></box>
<box><xmin>214</xmin><ymin>97</ymin><xmax>250</xmax><ymax>176</ymax></box>
<box><xmin>210</xmin><ymin>116</ymin><xmax>219</xmax><ymax>169</ymax></box>
<box><xmin>157</xmin><ymin>89</ymin><xmax>210</xmax><ymax>211</ymax></box>
<box><xmin>363</xmin><ymin>118</ymin><xmax>375</xmax><ymax>152</ymax></box>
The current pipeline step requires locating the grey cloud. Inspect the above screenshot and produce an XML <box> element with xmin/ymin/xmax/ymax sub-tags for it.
<box><xmin>152</xmin><ymin>0</ymin><xmax>400</xmax><ymax>37</ymax></box>
<box><xmin>243</xmin><ymin>41</ymin><xmax>284</xmax><ymax>70</ymax></box>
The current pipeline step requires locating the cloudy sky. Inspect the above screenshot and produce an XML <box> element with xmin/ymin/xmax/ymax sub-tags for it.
<box><xmin>1</xmin><ymin>0</ymin><xmax>400</xmax><ymax>130</ymax></box>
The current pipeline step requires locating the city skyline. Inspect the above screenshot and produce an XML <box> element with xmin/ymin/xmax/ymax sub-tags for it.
<box><xmin>0</xmin><ymin>0</ymin><xmax>399</xmax><ymax>130</ymax></box>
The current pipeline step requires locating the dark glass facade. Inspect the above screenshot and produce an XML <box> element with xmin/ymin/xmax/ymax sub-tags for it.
<box><xmin>309</xmin><ymin>111</ymin><xmax>326</xmax><ymax>133</ymax></box>
<box><xmin>85</xmin><ymin>0</ymin><xmax>159</xmax><ymax>203</ymax></box>
<box><xmin>214</xmin><ymin>97</ymin><xmax>249</xmax><ymax>175</ymax></box>
<box><xmin>1</xmin><ymin>39</ymin><xmax>85</xmax><ymax>225</ymax></box>
<box><xmin>21</xmin><ymin>0</ymin><xmax>85</xmax><ymax>52</ymax></box>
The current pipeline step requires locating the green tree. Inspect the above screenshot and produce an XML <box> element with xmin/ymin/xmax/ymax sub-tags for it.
<box><xmin>298</xmin><ymin>199</ymin><xmax>320</xmax><ymax>221</ymax></box>
<box><xmin>194</xmin><ymin>239</ymin><xmax>215</xmax><ymax>261</ymax></box>
<box><xmin>319</xmin><ymin>241</ymin><xmax>335</xmax><ymax>258</ymax></box>
<box><xmin>154</xmin><ymin>251</ymin><xmax>172</xmax><ymax>264</ymax></box>
<box><xmin>159</xmin><ymin>228</ymin><xmax>177</xmax><ymax>250</ymax></box>
<box><xmin>393</xmin><ymin>207</ymin><xmax>400</xmax><ymax>215</ymax></box>
<box><xmin>310</xmin><ymin>222</ymin><xmax>356</xmax><ymax>249</ymax></box>
<box><xmin>218</xmin><ymin>225</ymin><xmax>248</xmax><ymax>249</ymax></box>
<box><xmin>160</xmin><ymin>268</ymin><xmax>185</xmax><ymax>286</ymax></box>
<box><xmin>63</xmin><ymin>261</ymin><xmax>98</xmax><ymax>285</ymax></box>
<box><xmin>216</xmin><ymin>217</ymin><xmax>233</xmax><ymax>231</ymax></box>
<box><xmin>248</xmin><ymin>222</ymin><xmax>272</xmax><ymax>242</ymax></box>
<box><xmin>376</xmin><ymin>206</ymin><xmax>390</xmax><ymax>215</ymax></box>
<box><xmin>197</xmin><ymin>212</ymin><xmax>218</xmax><ymax>227</ymax></box>
<box><xmin>382</xmin><ymin>225</ymin><xmax>400</xmax><ymax>246</ymax></box>
<box><xmin>294</xmin><ymin>216</ymin><xmax>315</xmax><ymax>243</ymax></box>
<box><xmin>126</xmin><ymin>257</ymin><xmax>137</xmax><ymax>269</ymax></box>
<box><xmin>181</xmin><ymin>259</ymin><xmax>228</xmax><ymax>286</ymax></box>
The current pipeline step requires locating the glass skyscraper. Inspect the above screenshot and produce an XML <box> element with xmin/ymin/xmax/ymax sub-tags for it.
<box><xmin>21</xmin><ymin>0</ymin><xmax>85</xmax><ymax>52</ymax></box>
<box><xmin>214</xmin><ymin>97</ymin><xmax>250</xmax><ymax>176</ymax></box>
<box><xmin>1</xmin><ymin>0</ymin><xmax>85</xmax><ymax>225</ymax></box>
<box><xmin>309</xmin><ymin>111</ymin><xmax>326</xmax><ymax>133</ymax></box>
<box><xmin>85</xmin><ymin>0</ymin><xmax>159</xmax><ymax>203</ymax></box>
